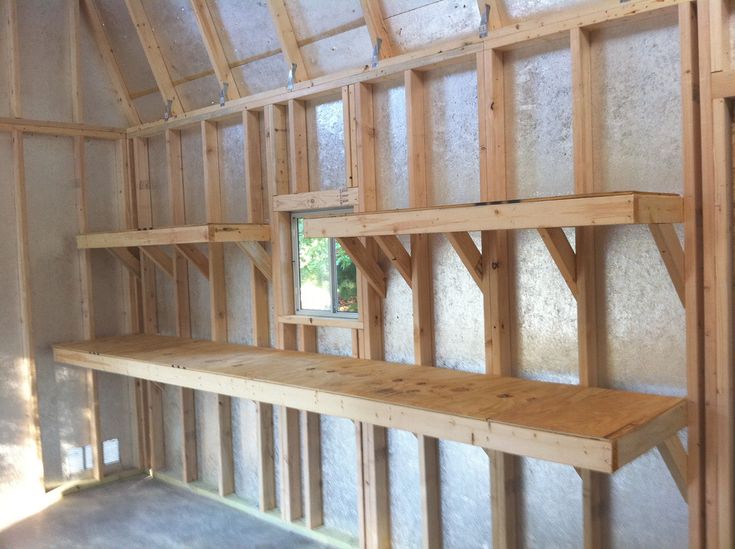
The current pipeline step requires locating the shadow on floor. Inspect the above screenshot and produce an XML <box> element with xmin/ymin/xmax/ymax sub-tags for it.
<box><xmin>0</xmin><ymin>476</ymin><xmax>329</xmax><ymax>548</ymax></box>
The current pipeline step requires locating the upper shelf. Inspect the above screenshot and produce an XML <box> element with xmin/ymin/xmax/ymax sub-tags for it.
<box><xmin>77</xmin><ymin>223</ymin><xmax>271</xmax><ymax>249</ymax></box>
<box><xmin>53</xmin><ymin>334</ymin><xmax>686</xmax><ymax>473</ymax></box>
<box><xmin>303</xmin><ymin>191</ymin><xmax>683</xmax><ymax>238</ymax></box>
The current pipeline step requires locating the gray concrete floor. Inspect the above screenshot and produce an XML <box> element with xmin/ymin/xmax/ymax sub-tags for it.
<box><xmin>0</xmin><ymin>476</ymin><xmax>330</xmax><ymax>548</ymax></box>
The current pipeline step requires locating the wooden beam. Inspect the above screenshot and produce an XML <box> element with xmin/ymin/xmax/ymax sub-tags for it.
<box><xmin>288</xmin><ymin>97</ymin><xmax>322</xmax><ymax>528</ymax></box>
<box><xmin>189</xmin><ymin>0</ymin><xmax>241</xmax><ymax>99</ymax></box>
<box><xmin>374</xmin><ymin>235</ymin><xmax>412</xmax><ymax>287</ymax></box>
<box><xmin>478</xmin><ymin>47</ymin><xmax>517</xmax><ymax>549</ymax></box>
<box><xmin>343</xmin><ymin>85</ymin><xmax>358</xmax><ymax>188</ymax></box>
<box><xmin>445</xmin><ymin>232</ymin><xmax>482</xmax><ymax>289</ymax></box>
<box><xmin>288</xmin><ymin>99</ymin><xmax>309</xmax><ymax>193</ymax></box>
<box><xmin>353</xmin><ymin>82</ymin><xmax>390</xmax><ymax>549</ymax></box>
<box><xmin>648</xmin><ymin>223</ymin><xmax>685</xmax><ymax>305</ymax></box>
<box><xmin>166</xmin><ymin>128</ymin><xmax>197</xmax><ymax>483</ymax></box>
<box><xmin>175</xmin><ymin>243</ymin><xmax>209</xmax><ymax>279</ymax></box>
<box><xmin>236</xmin><ymin>241</ymin><xmax>272</xmax><ymax>281</ymax></box>
<box><xmin>202</xmin><ymin>120</ymin><xmax>235</xmax><ymax>498</ymax></box>
<box><xmin>11</xmin><ymin>130</ymin><xmax>45</xmax><ymax>488</ymax></box>
<box><xmin>7</xmin><ymin>0</ymin><xmax>21</xmax><ymax>117</ymax></box>
<box><xmin>125</xmin><ymin>0</ymin><xmax>185</xmax><ymax>115</ymax></box>
<box><xmin>537</xmin><ymin>227</ymin><xmax>578</xmax><ymax>298</ymax></box>
<box><xmin>265</xmin><ymin>103</ymin><xmax>302</xmax><ymax>522</ymax></box>
<box><xmin>571</xmin><ymin>25</ymin><xmax>603</xmax><ymax>549</ymax></box>
<box><xmin>279</xmin><ymin>314</ymin><xmax>363</xmax><ymax>330</ymax></box>
<box><xmin>81</xmin><ymin>0</ymin><xmax>141</xmax><ymax>125</ymax></box>
<box><xmin>405</xmin><ymin>68</ymin><xmax>441</xmax><ymax>549</ymax></box>
<box><xmin>267</xmin><ymin>0</ymin><xmax>308</xmax><ymax>82</ymax></box>
<box><xmin>273</xmin><ymin>187</ymin><xmax>358</xmax><ymax>211</ymax></box>
<box><xmin>107</xmin><ymin>247</ymin><xmax>141</xmax><ymax>277</ymax></box>
<box><xmin>657</xmin><ymin>435</ymin><xmax>688</xmax><ymax>502</ymax></box>
<box><xmin>359</xmin><ymin>0</ymin><xmax>394</xmax><ymax>59</ymax></box>
<box><xmin>477</xmin><ymin>1</ymin><xmax>509</xmax><ymax>31</ymax></box>
<box><xmin>679</xmin><ymin>3</ymin><xmax>704</xmax><ymax>546</ymax></box>
<box><xmin>133</xmin><ymin>136</ymin><xmax>162</xmax><ymax>471</ymax></box>
<box><xmin>336</xmin><ymin>237</ymin><xmax>387</xmax><ymax>298</ymax></box>
<box><xmin>140</xmin><ymin>246</ymin><xmax>174</xmax><ymax>278</ymax></box>
<box><xmin>127</xmin><ymin>0</ymin><xmax>683</xmax><ymax>138</ymax></box>
<box><xmin>0</xmin><ymin>117</ymin><xmax>125</xmax><ymax>140</ymax></box>
<box><xmin>78</xmin><ymin>224</ymin><xmax>270</xmax><ymax>249</ymax></box>
<box><xmin>304</xmin><ymin>192</ymin><xmax>684</xmax><ymax>238</ymax></box>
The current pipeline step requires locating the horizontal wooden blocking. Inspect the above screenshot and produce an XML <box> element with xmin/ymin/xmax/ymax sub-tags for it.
<box><xmin>305</xmin><ymin>192</ymin><xmax>684</xmax><ymax>238</ymax></box>
<box><xmin>54</xmin><ymin>334</ymin><xmax>688</xmax><ymax>473</ymax></box>
<box><xmin>273</xmin><ymin>188</ymin><xmax>358</xmax><ymax>212</ymax></box>
<box><xmin>77</xmin><ymin>223</ymin><xmax>271</xmax><ymax>249</ymax></box>
<box><xmin>336</xmin><ymin>237</ymin><xmax>387</xmax><ymax>298</ymax></box>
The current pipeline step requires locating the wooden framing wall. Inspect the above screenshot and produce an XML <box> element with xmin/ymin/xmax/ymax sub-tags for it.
<box><xmin>6</xmin><ymin>0</ymin><xmax>730</xmax><ymax>547</ymax></box>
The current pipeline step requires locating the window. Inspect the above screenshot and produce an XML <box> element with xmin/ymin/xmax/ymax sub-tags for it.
<box><xmin>294</xmin><ymin>214</ymin><xmax>358</xmax><ymax>316</ymax></box>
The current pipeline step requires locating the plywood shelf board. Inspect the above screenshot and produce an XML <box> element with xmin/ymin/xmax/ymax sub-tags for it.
<box><xmin>77</xmin><ymin>223</ymin><xmax>271</xmax><ymax>248</ymax></box>
<box><xmin>304</xmin><ymin>192</ymin><xmax>683</xmax><ymax>238</ymax></box>
<box><xmin>53</xmin><ymin>335</ymin><xmax>686</xmax><ymax>473</ymax></box>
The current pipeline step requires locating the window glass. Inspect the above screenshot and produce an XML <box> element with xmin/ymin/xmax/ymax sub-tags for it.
<box><xmin>297</xmin><ymin>217</ymin><xmax>330</xmax><ymax>311</ymax></box>
<box><xmin>335</xmin><ymin>240</ymin><xmax>357</xmax><ymax>312</ymax></box>
<box><xmin>295</xmin><ymin>215</ymin><xmax>358</xmax><ymax>316</ymax></box>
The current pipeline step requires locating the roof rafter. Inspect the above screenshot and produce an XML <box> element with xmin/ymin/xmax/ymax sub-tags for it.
<box><xmin>189</xmin><ymin>0</ymin><xmax>242</xmax><ymax>99</ymax></box>
<box><xmin>125</xmin><ymin>0</ymin><xmax>185</xmax><ymax>116</ymax></box>
<box><xmin>266</xmin><ymin>0</ymin><xmax>308</xmax><ymax>82</ymax></box>
<box><xmin>359</xmin><ymin>0</ymin><xmax>394</xmax><ymax>59</ymax></box>
<box><xmin>476</xmin><ymin>0</ymin><xmax>508</xmax><ymax>31</ymax></box>
<box><xmin>81</xmin><ymin>0</ymin><xmax>141</xmax><ymax>125</ymax></box>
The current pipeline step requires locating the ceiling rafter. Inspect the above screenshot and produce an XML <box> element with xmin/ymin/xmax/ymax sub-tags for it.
<box><xmin>81</xmin><ymin>0</ymin><xmax>141</xmax><ymax>125</ymax></box>
<box><xmin>476</xmin><ymin>0</ymin><xmax>508</xmax><ymax>31</ymax></box>
<box><xmin>359</xmin><ymin>0</ymin><xmax>394</xmax><ymax>59</ymax></box>
<box><xmin>189</xmin><ymin>0</ymin><xmax>242</xmax><ymax>99</ymax></box>
<box><xmin>124</xmin><ymin>0</ymin><xmax>185</xmax><ymax>116</ymax></box>
<box><xmin>266</xmin><ymin>0</ymin><xmax>308</xmax><ymax>82</ymax></box>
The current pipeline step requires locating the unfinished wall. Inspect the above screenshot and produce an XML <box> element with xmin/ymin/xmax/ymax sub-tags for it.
<box><xmin>1</xmin><ymin>1</ymin><xmax>690</xmax><ymax>547</ymax></box>
<box><xmin>0</xmin><ymin>0</ymin><xmax>138</xmax><ymax>514</ymax></box>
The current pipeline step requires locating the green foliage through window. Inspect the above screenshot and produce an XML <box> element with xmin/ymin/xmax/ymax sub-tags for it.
<box><xmin>296</xmin><ymin>217</ymin><xmax>357</xmax><ymax>314</ymax></box>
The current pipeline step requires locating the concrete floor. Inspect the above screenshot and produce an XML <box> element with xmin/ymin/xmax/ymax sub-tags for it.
<box><xmin>0</xmin><ymin>476</ymin><xmax>330</xmax><ymax>548</ymax></box>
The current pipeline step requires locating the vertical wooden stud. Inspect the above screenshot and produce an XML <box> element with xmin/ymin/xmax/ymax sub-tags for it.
<box><xmin>405</xmin><ymin>69</ymin><xmax>441</xmax><ymax>549</ymax></box>
<box><xmin>244</xmin><ymin>110</ymin><xmax>276</xmax><ymax>511</ymax></box>
<box><xmin>478</xmin><ymin>47</ymin><xmax>517</xmax><ymax>549</ymax></box>
<box><xmin>265</xmin><ymin>104</ymin><xmax>302</xmax><ymax>522</ymax></box>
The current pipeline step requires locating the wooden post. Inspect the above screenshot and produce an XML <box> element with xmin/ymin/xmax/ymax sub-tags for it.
<box><xmin>478</xmin><ymin>47</ymin><xmax>517</xmax><ymax>549</ymax></box>
<box><xmin>288</xmin><ymin>99</ymin><xmax>324</xmax><ymax>529</ymax></box>
<box><xmin>201</xmin><ymin>120</ymin><xmax>235</xmax><ymax>497</ymax></box>
<box><xmin>570</xmin><ymin>27</ymin><xmax>603</xmax><ymax>549</ymax></box>
<box><xmin>678</xmin><ymin>3</ymin><xmax>705</xmax><ymax>547</ymax></box>
<box><xmin>166</xmin><ymin>128</ymin><xmax>197</xmax><ymax>483</ymax></box>
<box><xmin>243</xmin><ymin>110</ymin><xmax>276</xmax><ymax>511</ymax></box>
<box><xmin>405</xmin><ymin>69</ymin><xmax>441</xmax><ymax>549</ymax></box>
<box><xmin>352</xmin><ymin>82</ymin><xmax>390</xmax><ymax>549</ymax></box>
<box><xmin>265</xmin><ymin>103</ymin><xmax>303</xmax><ymax>522</ymax></box>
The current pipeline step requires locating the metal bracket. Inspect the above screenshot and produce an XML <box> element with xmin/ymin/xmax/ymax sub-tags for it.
<box><xmin>287</xmin><ymin>63</ymin><xmax>297</xmax><ymax>92</ymax></box>
<box><xmin>219</xmin><ymin>81</ymin><xmax>229</xmax><ymax>106</ymax></box>
<box><xmin>163</xmin><ymin>99</ymin><xmax>173</xmax><ymax>121</ymax></box>
<box><xmin>371</xmin><ymin>38</ymin><xmax>383</xmax><ymax>68</ymax></box>
<box><xmin>479</xmin><ymin>4</ymin><xmax>490</xmax><ymax>38</ymax></box>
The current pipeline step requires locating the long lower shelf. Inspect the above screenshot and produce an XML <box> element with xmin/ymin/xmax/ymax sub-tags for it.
<box><xmin>53</xmin><ymin>334</ymin><xmax>686</xmax><ymax>473</ymax></box>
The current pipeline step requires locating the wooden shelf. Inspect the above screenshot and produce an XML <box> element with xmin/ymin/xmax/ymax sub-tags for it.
<box><xmin>303</xmin><ymin>192</ymin><xmax>683</xmax><ymax>238</ymax></box>
<box><xmin>77</xmin><ymin>223</ymin><xmax>271</xmax><ymax>249</ymax></box>
<box><xmin>53</xmin><ymin>334</ymin><xmax>686</xmax><ymax>473</ymax></box>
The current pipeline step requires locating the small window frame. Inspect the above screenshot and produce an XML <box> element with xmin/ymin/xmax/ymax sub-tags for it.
<box><xmin>292</xmin><ymin>210</ymin><xmax>359</xmax><ymax>319</ymax></box>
